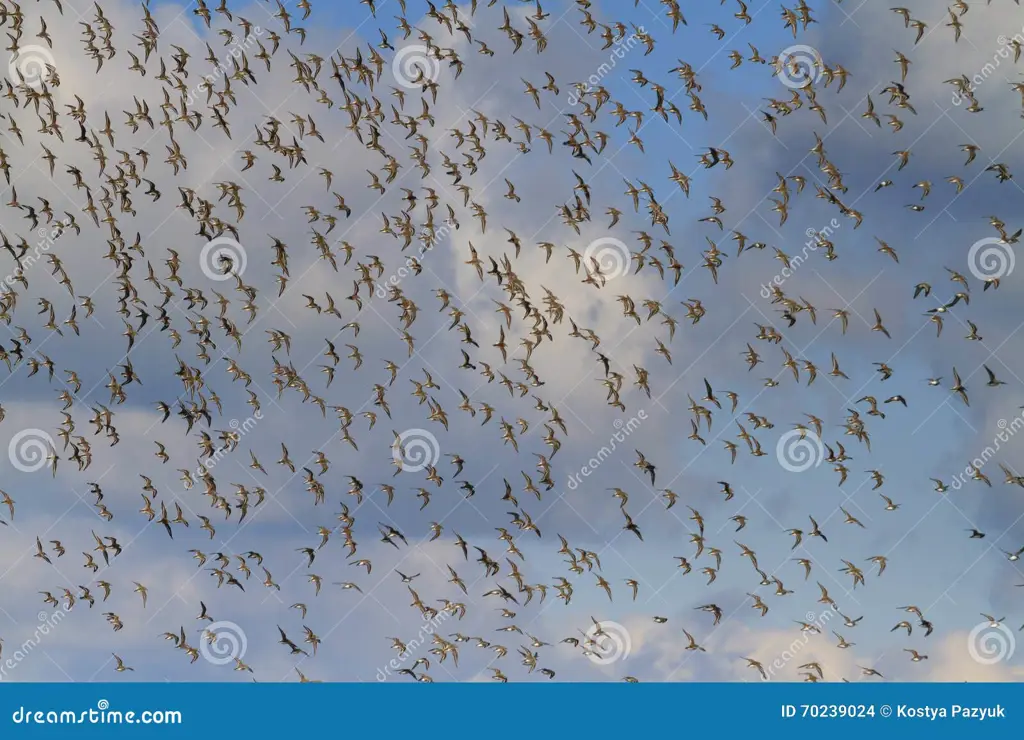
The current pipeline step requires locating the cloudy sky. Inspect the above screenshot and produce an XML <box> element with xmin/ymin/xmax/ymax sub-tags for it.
<box><xmin>0</xmin><ymin>0</ymin><xmax>1022</xmax><ymax>684</ymax></box>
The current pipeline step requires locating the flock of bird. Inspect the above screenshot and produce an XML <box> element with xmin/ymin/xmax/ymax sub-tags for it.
<box><xmin>0</xmin><ymin>0</ymin><xmax>1020</xmax><ymax>683</ymax></box>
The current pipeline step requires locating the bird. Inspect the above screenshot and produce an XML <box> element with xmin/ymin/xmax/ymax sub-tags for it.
<box><xmin>743</xmin><ymin>657</ymin><xmax>767</xmax><ymax>679</ymax></box>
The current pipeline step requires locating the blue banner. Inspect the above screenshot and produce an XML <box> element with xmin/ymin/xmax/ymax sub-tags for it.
<box><xmin>0</xmin><ymin>684</ymin><xmax>1014</xmax><ymax>738</ymax></box>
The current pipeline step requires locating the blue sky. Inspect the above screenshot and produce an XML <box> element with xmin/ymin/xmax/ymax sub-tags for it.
<box><xmin>0</xmin><ymin>0</ymin><xmax>1022</xmax><ymax>684</ymax></box>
